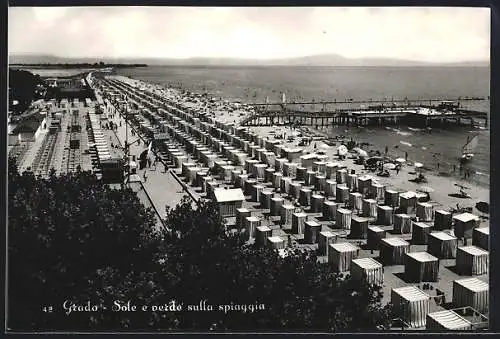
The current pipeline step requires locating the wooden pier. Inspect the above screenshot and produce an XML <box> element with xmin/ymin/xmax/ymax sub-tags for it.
<box><xmin>241</xmin><ymin>105</ymin><xmax>488</xmax><ymax>128</ymax></box>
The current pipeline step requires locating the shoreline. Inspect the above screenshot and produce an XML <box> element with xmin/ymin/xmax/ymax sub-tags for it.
<box><xmin>119</xmin><ymin>73</ymin><xmax>489</xmax><ymax>189</ymax></box>
<box><xmin>113</xmin><ymin>74</ymin><xmax>490</xmax><ymax>208</ymax></box>
<box><xmin>309</xmin><ymin>125</ymin><xmax>490</xmax><ymax>189</ymax></box>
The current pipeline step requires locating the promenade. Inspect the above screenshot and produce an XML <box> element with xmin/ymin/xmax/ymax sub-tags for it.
<box><xmin>105</xmin><ymin>104</ymin><xmax>189</xmax><ymax>216</ymax></box>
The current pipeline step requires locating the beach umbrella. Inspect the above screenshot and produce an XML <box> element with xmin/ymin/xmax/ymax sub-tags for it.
<box><xmin>358</xmin><ymin>149</ymin><xmax>368</xmax><ymax>158</ymax></box>
<box><xmin>366</xmin><ymin>156</ymin><xmax>383</xmax><ymax>166</ymax></box>
<box><xmin>417</xmin><ymin>186</ymin><xmax>435</xmax><ymax>193</ymax></box>
<box><xmin>354</xmin><ymin>148</ymin><xmax>368</xmax><ymax>157</ymax></box>
<box><xmin>475</xmin><ymin>201</ymin><xmax>489</xmax><ymax>214</ymax></box>
<box><xmin>337</xmin><ymin>145</ymin><xmax>348</xmax><ymax>156</ymax></box>
<box><xmin>383</xmin><ymin>163</ymin><xmax>397</xmax><ymax>170</ymax></box>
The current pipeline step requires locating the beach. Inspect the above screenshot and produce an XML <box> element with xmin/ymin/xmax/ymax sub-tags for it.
<box><xmin>117</xmin><ymin>65</ymin><xmax>490</xmax><ymax>187</ymax></box>
<box><xmin>100</xmin><ymin>73</ymin><xmax>490</xmax><ymax>316</ymax></box>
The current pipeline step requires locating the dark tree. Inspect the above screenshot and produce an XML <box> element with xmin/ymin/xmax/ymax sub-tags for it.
<box><xmin>8</xmin><ymin>69</ymin><xmax>46</xmax><ymax>113</ymax></box>
<box><xmin>8</xmin><ymin>159</ymin><xmax>161</xmax><ymax>331</ymax></box>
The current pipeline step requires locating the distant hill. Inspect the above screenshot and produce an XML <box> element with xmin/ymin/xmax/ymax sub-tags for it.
<box><xmin>9</xmin><ymin>53</ymin><xmax>490</xmax><ymax>68</ymax></box>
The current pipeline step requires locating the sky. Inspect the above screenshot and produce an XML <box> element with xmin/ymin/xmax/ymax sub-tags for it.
<box><xmin>8</xmin><ymin>6</ymin><xmax>491</xmax><ymax>62</ymax></box>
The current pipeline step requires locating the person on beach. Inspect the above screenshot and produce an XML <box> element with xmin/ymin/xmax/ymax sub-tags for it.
<box><xmin>396</xmin><ymin>164</ymin><xmax>400</xmax><ymax>175</ymax></box>
<box><xmin>143</xmin><ymin>170</ymin><xmax>148</xmax><ymax>182</ymax></box>
<box><xmin>164</xmin><ymin>162</ymin><xmax>168</xmax><ymax>173</ymax></box>
<box><xmin>385</xmin><ymin>145</ymin><xmax>388</xmax><ymax>155</ymax></box>
<box><xmin>405</xmin><ymin>152</ymin><xmax>408</xmax><ymax>161</ymax></box>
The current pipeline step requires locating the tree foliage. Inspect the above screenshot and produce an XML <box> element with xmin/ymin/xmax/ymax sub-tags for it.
<box><xmin>8</xmin><ymin>160</ymin><xmax>392</xmax><ymax>332</ymax></box>
<box><xmin>9</xmin><ymin>69</ymin><xmax>45</xmax><ymax>113</ymax></box>
<box><xmin>8</xmin><ymin>159</ymin><xmax>159</xmax><ymax>331</ymax></box>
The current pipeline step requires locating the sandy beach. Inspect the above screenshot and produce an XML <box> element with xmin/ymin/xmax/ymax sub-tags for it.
<box><xmin>102</xmin><ymin>74</ymin><xmax>490</xmax><ymax>314</ymax></box>
<box><xmin>120</xmin><ymin>75</ymin><xmax>490</xmax><ymax>213</ymax></box>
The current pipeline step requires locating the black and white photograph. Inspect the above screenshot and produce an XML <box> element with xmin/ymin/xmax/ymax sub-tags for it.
<box><xmin>7</xmin><ymin>5</ymin><xmax>491</xmax><ymax>332</ymax></box>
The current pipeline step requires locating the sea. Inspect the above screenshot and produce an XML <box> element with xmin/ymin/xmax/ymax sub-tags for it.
<box><xmin>117</xmin><ymin>65</ymin><xmax>490</xmax><ymax>187</ymax></box>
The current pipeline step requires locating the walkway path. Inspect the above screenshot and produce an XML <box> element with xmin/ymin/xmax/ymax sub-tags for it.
<box><xmin>106</xmin><ymin>106</ymin><xmax>189</xmax><ymax>216</ymax></box>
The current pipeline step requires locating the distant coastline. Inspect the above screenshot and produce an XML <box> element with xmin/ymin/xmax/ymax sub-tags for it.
<box><xmin>8</xmin><ymin>53</ymin><xmax>489</xmax><ymax>68</ymax></box>
<box><xmin>9</xmin><ymin>63</ymin><xmax>148</xmax><ymax>69</ymax></box>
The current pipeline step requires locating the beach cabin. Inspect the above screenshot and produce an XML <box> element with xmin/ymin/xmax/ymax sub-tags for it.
<box><xmin>453</xmin><ymin>278</ymin><xmax>489</xmax><ymax>314</ymax></box>
<box><xmin>367</xmin><ymin>226</ymin><xmax>386</xmax><ymax>250</ymax></box>
<box><xmin>260</xmin><ymin>190</ymin><xmax>273</xmax><ymax>209</ymax></box>
<box><xmin>328</xmin><ymin>242</ymin><xmax>360</xmax><ymax>272</ymax></box>
<box><xmin>399</xmin><ymin>191</ymin><xmax>417</xmax><ymax>214</ymax></box>
<box><xmin>246</xmin><ymin>216</ymin><xmax>261</xmax><ymax>238</ymax></box>
<box><xmin>434</xmin><ymin>210</ymin><xmax>452</xmax><ymax>230</ymax></box>
<box><xmin>311</xmin><ymin>194</ymin><xmax>325</xmax><ymax>213</ymax></box>
<box><xmin>322</xmin><ymin>200</ymin><xmax>338</xmax><ymax>221</ymax></box>
<box><xmin>296</xmin><ymin>166</ymin><xmax>307</xmax><ymax>181</ymax></box>
<box><xmin>453</xmin><ymin>213</ymin><xmax>481</xmax><ymax>239</ymax></box>
<box><xmin>268</xmin><ymin>236</ymin><xmax>285</xmax><ymax>250</ymax></box>
<box><xmin>472</xmin><ymin>227</ymin><xmax>489</xmax><ymax>251</ymax></box>
<box><xmin>394</xmin><ymin>214</ymin><xmax>412</xmax><ymax>234</ymax></box>
<box><xmin>318</xmin><ymin>231</ymin><xmax>337</xmax><ymax>256</ymax></box>
<box><xmin>336</xmin><ymin>208</ymin><xmax>352</xmax><ymax>230</ymax></box>
<box><xmin>412</xmin><ymin>222</ymin><xmax>433</xmax><ymax>244</ymax></box>
<box><xmin>362</xmin><ymin>198</ymin><xmax>378</xmax><ymax>218</ymax></box>
<box><xmin>405</xmin><ymin>252</ymin><xmax>439</xmax><ymax>282</ymax></box>
<box><xmin>290</xmin><ymin>181</ymin><xmax>302</xmax><ymax>200</ymax></box>
<box><xmin>416</xmin><ymin>202</ymin><xmax>434</xmax><ymax>222</ymax></box>
<box><xmin>325</xmin><ymin>179</ymin><xmax>337</xmax><ymax>198</ymax></box>
<box><xmin>377</xmin><ymin>205</ymin><xmax>394</xmax><ymax>225</ymax></box>
<box><xmin>304</xmin><ymin>220</ymin><xmax>322</xmax><ymax>243</ymax></box>
<box><xmin>270</xmin><ymin>197</ymin><xmax>284</xmax><ymax>216</ymax></box>
<box><xmin>391</xmin><ymin>286</ymin><xmax>430</xmax><ymax>328</ymax></box>
<box><xmin>300</xmin><ymin>153</ymin><xmax>317</xmax><ymax>169</ymax></box>
<box><xmin>384</xmin><ymin>189</ymin><xmax>400</xmax><ymax>207</ymax></box>
<box><xmin>349</xmin><ymin>192</ymin><xmax>363</xmax><ymax>212</ymax></box>
<box><xmin>283</xmin><ymin>162</ymin><xmax>298</xmax><ymax>178</ymax></box>
<box><xmin>250</xmin><ymin>184</ymin><xmax>265</xmax><ymax>203</ymax></box>
<box><xmin>284</xmin><ymin>147</ymin><xmax>303</xmax><ymax>163</ymax></box>
<box><xmin>426</xmin><ymin>310</ymin><xmax>473</xmax><ymax>331</ymax></box>
<box><xmin>299</xmin><ymin>188</ymin><xmax>312</xmax><ymax>207</ymax></box>
<box><xmin>350</xmin><ymin>216</ymin><xmax>370</xmax><ymax>239</ymax></box>
<box><xmin>213</xmin><ymin>188</ymin><xmax>245</xmax><ymax>218</ymax></box>
<box><xmin>256</xmin><ymin>226</ymin><xmax>272</xmax><ymax>247</ymax></box>
<box><xmin>379</xmin><ymin>237</ymin><xmax>410</xmax><ymax>265</ymax></box>
<box><xmin>236</xmin><ymin>208</ymin><xmax>251</xmax><ymax>229</ymax></box>
<box><xmin>428</xmin><ymin>232</ymin><xmax>458</xmax><ymax>259</ymax></box>
<box><xmin>325</xmin><ymin>162</ymin><xmax>339</xmax><ymax>179</ymax></box>
<box><xmin>351</xmin><ymin>258</ymin><xmax>384</xmax><ymax>286</ymax></box>
<box><xmin>357</xmin><ymin>175</ymin><xmax>372</xmax><ymax>196</ymax></box>
<box><xmin>336</xmin><ymin>185</ymin><xmax>350</xmax><ymax>204</ymax></box>
<box><xmin>280</xmin><ymin>204</ymin><xmax>295</xmax><ymax>228</ymax></box>
<box><xmin>292</xmin><ymin>212</ymin><xmax>307</xmax><ymax>234</ymax></box>
<box><xmin>264</xmin><ymin>167</ymin><xmax>275</xmax><ymax>183</ymax></box>
<box><xmin>244</xmin><ymin>178</ymin><xmax>258</xmax><ymax>196</ymax></box>
<box><xmin>456</xmin><ymin>246</ymin><xmax>488</xmax><ymax>276</ymax></box>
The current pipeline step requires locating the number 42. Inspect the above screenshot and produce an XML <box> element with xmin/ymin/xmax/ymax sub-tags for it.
<box><xmin>42</xmin><ymin>306</ymin><xmax>53</xmax><ymax>313</ymax></box>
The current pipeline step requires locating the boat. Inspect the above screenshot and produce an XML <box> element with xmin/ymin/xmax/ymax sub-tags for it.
<box><xmin>460</xmin><ymin>133</ymin><xmax>479</xmax><ymax>163</ymax></box>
